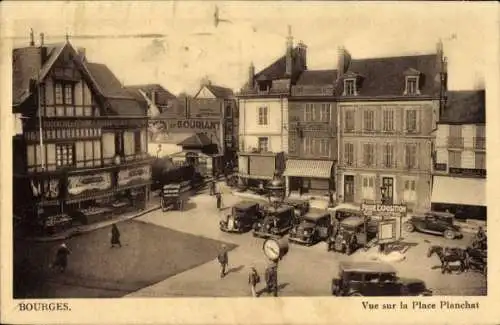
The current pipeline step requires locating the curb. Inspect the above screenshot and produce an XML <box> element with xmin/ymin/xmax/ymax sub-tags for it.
<box><xmin>24</xmin><ymin>205</ymin><xmax>161</xmax><ymax>243</ymax></box>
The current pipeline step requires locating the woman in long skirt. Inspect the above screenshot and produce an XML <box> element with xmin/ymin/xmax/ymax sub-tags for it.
<box><xmin>111</xmin><ymin>224</ymin><xmax>122</xmax><ymax>248</ymax></box>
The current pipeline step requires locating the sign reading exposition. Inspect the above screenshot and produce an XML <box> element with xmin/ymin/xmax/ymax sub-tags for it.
<box><xmin>67</xmin><ymin>172</ymin><xmax>112</xmax><ymax>196</ymax></box>
<box><xmin>361</xmin><ymin>203</ymin><xmax>407</xmax><ymax>218</ymax></box>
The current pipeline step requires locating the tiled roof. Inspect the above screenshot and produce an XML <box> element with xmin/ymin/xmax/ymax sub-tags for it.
<box><xmin>440</xmin><ymin>90</ymin><xmax>485</xmax><ymax>124</ymax></box>
<box><xmin>177</xmin><ymin>132</ymin><xmax>213</xmax><ymax>147</ymax></box>
<box><xmin>338</xmin><ymin>54</ymin><xmax>440</xmax><ymax>97</ymax></box>
<box><xmin>296</xmin><ymin>69</ymin><xmax>338</xmax><ymax>85</ymax></box>
<box><xmin>254</xmin><ymin>47</ymin><xmax>302</xmax><ymax>81</ymax></box>
<box><xmin>126</xmin><ymin>84</ymin><xmax>177</xmax><ymax>104</ymax></box>
<box><xmin>12</xmin><ymin>44</ymin><xmax>66</xmax><ymax>106</ymax></box>
<box><xmin>86</xmin><ymin>62</ymin><xmax>147</xmax><ymax>116</ymax></box>
<box><xmin>204</xmin><ymin>84</ymin><xmax>234</xmax><ymax>99</ymax></box>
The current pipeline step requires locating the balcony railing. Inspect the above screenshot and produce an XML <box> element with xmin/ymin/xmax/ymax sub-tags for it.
<box><xmin>447</xmin><ymin>137</ymin><xmax>464</xmax><ymax>149</ymax></box>
<box><xmin>474</xmin><ymin>137</ymin><xmax>486</xmax><ymax>150</ymax></box>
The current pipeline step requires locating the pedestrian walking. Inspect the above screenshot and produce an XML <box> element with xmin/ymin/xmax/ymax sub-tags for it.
<box><xmin>216</xmin><ymin>192</ymin><xmax>222</xmax><ymax>210</ymax></box>
<box><xmin>110</xmin><ymin>224</ymin><xmax>122</xmax><ymax>248</ymax></box>
<box><xmin>217</xmin><ymin>244</ymin><xmax>229</xmax><ymax>278</ymax></box>
<box><xmin>209</xmin><ymin>180</ymin><xmax>216</xmax><ymax>196</ymax></box>
<box><xmin>51</xmin><ymin>242</ymin><xmax>71</xmax><ymax>273</ymax></box>
<box><xmin>248</xmin><ymin>266</ymin><xmax>261</xmax><ymax>297</ymax></box>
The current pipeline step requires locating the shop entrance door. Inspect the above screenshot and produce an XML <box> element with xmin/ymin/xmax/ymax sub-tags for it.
<box><xmin>344</xmin><ymin>175</ymin><xmax>355</xmax><ymax>202</ymax></box>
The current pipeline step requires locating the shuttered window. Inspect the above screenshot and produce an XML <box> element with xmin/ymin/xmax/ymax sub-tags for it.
<box><xmin>344</xmin><ymin>143</ymin><xmax>354</xmax><ymax>166</ymax></box>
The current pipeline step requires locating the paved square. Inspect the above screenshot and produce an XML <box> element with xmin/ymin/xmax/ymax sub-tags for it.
<box><xmin>14</xmin><ymin>220</ymin><xmax>236</xmax><ymax>298</ymax></box>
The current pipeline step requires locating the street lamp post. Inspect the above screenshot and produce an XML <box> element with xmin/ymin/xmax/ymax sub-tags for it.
<box><xmin>266</xmin><ymin>171</ymin><xmax>285</xmax><ymax>210</ymax></box>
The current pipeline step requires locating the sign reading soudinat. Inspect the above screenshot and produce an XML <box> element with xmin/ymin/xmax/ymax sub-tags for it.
<box><xmin>169</xmin><ymin>120</ymin><xmax>220</xmax><ymax>130</ymax></box>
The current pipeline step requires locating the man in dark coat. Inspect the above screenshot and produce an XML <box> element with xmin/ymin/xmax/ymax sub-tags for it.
<box><xmin>52</xmin><ymin>243</ymin><xmax>71</xmax><ymax>273</ymax></box>
<box><xmin>217</xmin><ymin>245</ymin><xmax>229</xmax><ymax>278</ymax></box>
<box><xmin>210</xmin><ymin>180</ymin><xmax>216</xmax><ymax>196</ymax></box>
<box><xmin>265</xmin><ymin>263</ymin><xmax>278</xmax><ymax>297</ymax></box>
<box><xmin>216</xmin><ymin>192</ymin><xmax>222</xmax><ymax>210</ymax></box>
<box><xmin>111</xmin><ymin>224</ymin><xmax>122</xmax><ymax>248</ymax></box>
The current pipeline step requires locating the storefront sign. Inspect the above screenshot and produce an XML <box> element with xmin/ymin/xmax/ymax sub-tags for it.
<box><xmin>169</xmin><ymin>120</ymin><xmax>220</xmax><ymax>130</ymax></box>
<box><xmin>118</xmin><ymin>165</ymin><xmax>152</xmax><ymax>187</ymax></box>
<box><xmin>378</xmin><ymin>219</ymin><xmax>397</xmax><ymax>244</ymax></box>
<box><xmin>68</xmin><ymin>173</ymin><xmax>112</xmax><ymax>196</ymax></box>
<box><xmin>449</xmin><ymin>167</ymin><xmax>486</xmax><ymax>178</ymax></box>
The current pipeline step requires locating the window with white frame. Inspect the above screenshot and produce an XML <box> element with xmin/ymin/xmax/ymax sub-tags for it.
<box><xmin>475</xmin><ymin>152</ymin><xmax>486</xmax><ymax>170</ymax></box>
<box><xmin>362</xmin><ymin>175</ymin><xmax>375</xmax><ymax>201</ymax></box>
<box><xmin>363</xmin><ymin>143</ymin><xmax>374</xmax><ymax>167</ymax></box>
<box><xmin>318</xmin><ymin>138</ymin><xmax>330</xmax><ymax>157</ymax></box>
<box><xmin>344</xmin><ymin>142</ymin><xmax>354</xmax><ymax>166</ymax></box>
<box><xmin>405</xmin><ymin>109</ymin><xmax>417</xmax><ymax>132</ymax></box>
<box><xmin>363</xmin><ymin>110</ymin><xmax>375</xmax><ymax>131</ymax></box>
<box><xmin>344</xmin><ymin>79</ymin><xmax>356</xmax><ymax>96</ymax></box>
<box><xmin>384</xmin><ymin>143</ymin><xmax>394</xmax><ymax>168</ymax></box>
<box><xmin>405</xmin><ymin>76</ymin><xmax>419</xmax><ymax>95</ymax></box>
<box><xmin>403</xmin><ymin>178</ymin><xmax>417</xmax><ymax>202</ymax></box>
<box><xmin>304</xmin><ymin>103</ymin><xmax>315</xmax><ymax>122</ymax></box>
<box><xmin>345</xmin><ymin>110</ymin><xmax>355</xmax><ymax>132</ymax></box>
<box><xmin>383</xmin><ymin>110</ymin><xmax>394</xmax><ymax>132</ymax></box>
<box><xmin>303</xmin><ymin>137</ymin><xmax>314</xmax><ymax>155</ymax></box>
<box><xmin>258</xmin><ymin>106</ymin><xmax>268</xmax><ymax>125</ymax></box>
<box><xmin>258</xmin><ymin>137</ymin><xmax>269</xmax><ymax>152</ymax></box>
<box><xmin>320</xmin><ymin>104</ymin><xmax>330</xmax><ymax>122</ymax></box>
<box><xmin>56</xmin><ymin>143</ymin><xmax>75</xmax><ymax>168</ymax></box>
<box><xmin>405</xmin><ymin>144</ymin><xmax>418</xmax><ymax>169</ymax></box>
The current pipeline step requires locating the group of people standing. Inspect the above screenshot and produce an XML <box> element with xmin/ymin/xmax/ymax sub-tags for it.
<box><xmin>217</xmin><ymin>246</ymin><xmax>279</xmax><ymax>297</ymax></box>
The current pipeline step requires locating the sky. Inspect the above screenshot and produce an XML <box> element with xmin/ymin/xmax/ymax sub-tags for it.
<box><xmin>2</xmin><ymin>1</ymin><xmax>498</xmax><ymax>95</ymax></box>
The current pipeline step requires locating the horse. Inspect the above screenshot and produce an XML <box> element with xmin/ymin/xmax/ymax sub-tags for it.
<box><xmin>427</xmin><ymin>245</ymin><xmax>469</xmax><ymax>274</ymax></box>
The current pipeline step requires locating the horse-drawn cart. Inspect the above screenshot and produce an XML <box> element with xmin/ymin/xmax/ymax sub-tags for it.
<box><xmin>161</xmin><ymin>181</ymin><xmax>191</xmax><ymax>211</ymax></box>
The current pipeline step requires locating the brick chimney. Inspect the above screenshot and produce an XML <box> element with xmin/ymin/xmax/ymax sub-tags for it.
<box><xmin>297</xmin><ymin>41</ymin><xmax>307</xmax><ymax>70</ymax></box>
<box><xmin>39</xmin><ymin>33</ymin><xmax>48</xmax><ymax>64</ymax></box>
<box><xmin>337</xmin><ymin>47</ymin><xmax>351</xmax><ymax>77</ymax></box>
<box><xmin>248</xmin><ymin>62</ymin><xmax>255</xmax><ymax>89</ymax></box>
<box><xmin>285</xmin><ymin>25</ymin><xmax>293</xmax><ymax>77</ymax></box>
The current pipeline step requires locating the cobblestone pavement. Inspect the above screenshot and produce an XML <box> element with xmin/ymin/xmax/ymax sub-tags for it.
<box><xmin>127</xmin><ymin>191</ymin><xmax>487</xmax><ymax>297</ymax></box>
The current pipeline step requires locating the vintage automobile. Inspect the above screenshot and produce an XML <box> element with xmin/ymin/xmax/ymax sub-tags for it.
<box><xmin>403</xmin><ymin>211</ymin><xmax>463</xmax><ymax>240</ymax></box>
<box><xmin>331</xmin><ymin>208</ymin><xmax>363</xmax><ymax>222</ymax></box>
<box><xmin>288</xmin><ymin>211</ymin><xmax>332</xmax><ymax>246</ymax></box>
<box><xmin>327</xmin><ymin>216</ymin><xmax>377</xmax><ymax>255</ymax></box>
<box><xmin>219</xmin><ymin>201</ymin><xmax>262</xmax><ymax>233</ymax></box>
<box><xmin>282</xmin><ymin>198</ymin><xmax>310</xmax><ymax>218</ymax></box>
<box><xmin>331</xmin><ymin>261</ymin><xmax>433</xmax><ymax>296</ymax></box>
<box><xmin>253</xmin><ymin>205</ymin><xmax>295</xmax><ymax>238</ymax></box>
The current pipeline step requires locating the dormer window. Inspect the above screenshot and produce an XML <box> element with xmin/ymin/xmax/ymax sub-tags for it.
<box><xmin>403</xmin><ymin>68</ymin><xmax>421</xmax><ymax>95</ymax></box>
<box><xmin>344</xmin><ymin>79</ymin><xmax>356</xmax><ymax>96</ymax></box>
<box><xmin>406</xmin><ymin>77</ymin><xmax>419</xmax><ymax>95</ymax></box>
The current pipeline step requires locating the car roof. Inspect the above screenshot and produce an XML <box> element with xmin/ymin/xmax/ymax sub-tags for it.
<box><xmin>336</xmin><ymin>208</ymin><xmax>362</xmax><ymax>214</ymax></box>
<box><xmin>340</xmin><ymin>261</ymin><xmax>396</xmax><ymax>274</ymax></box>
<box><xmin>340</xmin><ymin>216</ymin><xmax>365</xmax><ymax>226</ymax></box>
<box><xmin>283</xmin><ymin>198</ymin><xmax>309</xmax><ymax>205</ymax></box>
<box><xmin>233</xmin><ymin>201</ymin><xmax>259</xmax><ymax>210</ymax></box>
<box><xmin>426</xmin><ymin>211</ymin><xmax>455</xmax><ymax>218</ymax></box>
<box><xmin>302</xmin><ymin>210</ymin><xmax>331</xmax><ymax>221</ymax></box>
<box><xmin>264</xmin><ymin>205</ymin><xmax>294</xmax><ymax>214</ymax></box>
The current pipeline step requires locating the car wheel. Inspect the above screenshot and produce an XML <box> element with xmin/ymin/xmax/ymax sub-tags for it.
<box><xmin>349</xmin><ymin>292</ymin><xmax>363</xmax><ymax>297</ymax></box>
<box><xmin>404</xmin><ymin>222</ymin><xmax>415</xmax><ymax>233</ymax></box>
<box><xmin>444</xmin><ymin>229</ymin><xmax>455</xmax><ymax>240</ymax></box>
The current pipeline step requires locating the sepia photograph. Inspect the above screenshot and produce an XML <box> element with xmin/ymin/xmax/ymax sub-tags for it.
<box><xmin>1</xmin><ymin>1</ymin><xmax>499</xmax><ymax>324</ymax></box>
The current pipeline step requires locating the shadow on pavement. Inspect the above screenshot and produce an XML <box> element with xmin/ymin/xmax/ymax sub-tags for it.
<box><xmin>182</xmin><ymin>202</ymin><xmax>198</xmax><ymax>211</ymax></box>
<box><xmin>226</xmin><ymin>265</ymin><xmax>244</xmax><ymax>275</ymax></box>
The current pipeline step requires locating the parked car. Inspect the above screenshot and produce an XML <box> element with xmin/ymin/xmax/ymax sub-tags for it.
<box><xmin>331</xmin><ymin>208</ymin><xmax>363</xmax><ymax>222</ymax></box>
<box><xmin>282</xmin><ymin>198</ymin><xmax>310</xmax><ymax>218</ymax></box>
<box><xmin>289</xmin><ymin>211</ymin><xmax>332</xmax><ymax>246</ymax></box>
<box><xmin>253</xmin><ymin>205</ymin><xmax>295</xmax><ymax>238</ymax></box>
<box><xmin>327</xmin><ymin>216</ymin><xmax>377</xmax><ymax>255</ymax></box>
<box><xmin>403</xmin><ymin>211</ymin><xmax>463</xmax><ymax>240</ymax></box>
<box><xmin>331</xmin><ymin>261</ymin><xmax>433</xmax><ymax>297</ymax></box>
<box><xmin>220</xmin><ymin>201</ymin><xmax>262</xmax><ymax>233</ymax></box>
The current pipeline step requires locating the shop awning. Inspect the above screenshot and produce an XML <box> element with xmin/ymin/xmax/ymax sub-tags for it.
<box><xmin>431</xmin><ymin>176</ymin><xmax>486</xmax><ymax>207</ymax></box>
<box><xmin>283</xmin><ymin>160</ymin><xmax>334</xmax><ymax>179</ymax></box>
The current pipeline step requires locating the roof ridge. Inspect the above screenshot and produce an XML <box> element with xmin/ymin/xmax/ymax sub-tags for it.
<box><xmin>351</xmin><ymin>53</ymin><xmax>437</xmax><ymax>61</ymax></box>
